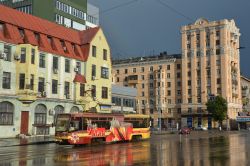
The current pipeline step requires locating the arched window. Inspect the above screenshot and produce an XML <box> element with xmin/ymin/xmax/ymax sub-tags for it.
<box><xmin>70</xmin><ymin>106</ymin><xmax>80</xmax><ymax>113</ymax></box>
<box><xmin>54</xmin><ymin>105</ymin><xmax>64</xmax><ymax>114</ymax></box>
<box><xmin>54</xmin><ymin>105</ymin><xmax>64</xmax><ymax>123</ymax></box>
<box><xmin>34</xmin><ymin>104</ymin><xmax>47</xmax><ymax>125</ymax></box>
<box><xmin>0</xmin><ymin>101</ymin><xmax>14</xmax><ymax>125</ymax></box>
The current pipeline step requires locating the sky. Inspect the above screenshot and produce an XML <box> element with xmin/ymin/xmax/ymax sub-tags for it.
<box><xmin>89</xmin><ymin>0</ymin><xmax>250</xmax><ymax>77</ymax></box>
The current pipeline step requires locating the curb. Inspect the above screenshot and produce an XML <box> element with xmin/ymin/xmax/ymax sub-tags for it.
<box><xmin>0</xmin><ymin>140</ymin><xmax>55</xmax><ymax>148</ymax></box>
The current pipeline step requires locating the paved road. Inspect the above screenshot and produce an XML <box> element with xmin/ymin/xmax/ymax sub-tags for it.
<box><xmin>0</xmin><ymin>131</ymin><xmax>250</xmax><ymax>166</ymax></box>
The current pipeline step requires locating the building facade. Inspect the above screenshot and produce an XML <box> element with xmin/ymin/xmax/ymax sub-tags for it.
<box><xmin>241</xmin><ymin>76</ymin><xmax>250</xmax><ymax>112</ymax></box>
<box><xmin>0</xmin><ymin>5</ymin><xmax>111</xmax><ymax>138</ymax></box>
<box><xmin>181</xmin><ymin>18</ymin><xmax>242</xmax><ymax>129</ymax></box>
<box><xmin>111</xmin><ymin>84</ymin><xmax>137</xmax><ymax>114</ymax></box>
<box><xmin>112</xmin><ymin>54</ymin><xmax>182</xmax><ymax>129</ymax></box>
<box><xmin>0</xmin><ymin>0</ymin><xmax>99</xmax><ymax>30</ymax></box>
<box><xmin>112</xmin><ymin>18</ymin><xmax>242</xmax><ymax>129</ymax></box>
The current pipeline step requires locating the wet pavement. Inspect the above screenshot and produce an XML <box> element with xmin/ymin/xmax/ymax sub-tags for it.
<box><xmin>0</xmin><ymin>131</ymin><xmax>250</xmax><ymax>166</ymax></box>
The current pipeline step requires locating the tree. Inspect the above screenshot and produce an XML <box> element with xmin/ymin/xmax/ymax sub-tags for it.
<box><xmin>206</xmin><ymin>96</ymin><xmax>227</xmax><ymax>127</ymax></box>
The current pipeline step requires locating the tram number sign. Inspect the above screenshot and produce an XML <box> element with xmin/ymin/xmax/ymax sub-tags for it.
<box><xmin>87</xmin><ymin>128</ymin><xmax>105</xmax><ymax>137</ymax></box>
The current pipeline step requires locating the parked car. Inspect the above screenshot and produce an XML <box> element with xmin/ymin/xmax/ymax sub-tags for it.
<box><xmin>179</xmin><ymin>127</ymin><xmax>191</xmax><ymax>134</ymax></box>
<box><xmin>195</xmin><ymin>125</ymin><xmax>208</xmax><ymax>131</ymax></box>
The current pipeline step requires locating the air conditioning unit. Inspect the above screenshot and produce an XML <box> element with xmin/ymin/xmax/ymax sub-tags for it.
<box><xmin>53</xmin><ymin>68</ymin><xmax>58</xmax><ymax>74</ymax></box>
<box><xmin>66</xmin><ymin>94</ymin><xmax>70</xmax><ymax>99</ymax></box>
<box><xmin>0</xmin><ymin>53</ymin><xmax>7</xmax><ymax>60</ymax></box>
<box><xmin>92</xmin><ymin>76</ymin><xmax>96</xmax><ymax>80</ymax></box>
<box><xmin>74</xmin><ymin>67</ymin><xmax>79</xmax><ymax>72</ymax></box>
<box><xmin>14</xmin><ymin>54</ymin><xmax>20</xmax><ymax>60</ymax></box>
<box><xmin>42</xmin><ymin>91</ymin><xmax>46</xmax><ymax>97</ymax></box>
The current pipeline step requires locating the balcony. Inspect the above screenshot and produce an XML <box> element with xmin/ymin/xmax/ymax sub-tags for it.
<box><xmin>128</xmin><ymin>75</ymin><xmax>138</xmax><ymax>84</ymax></box>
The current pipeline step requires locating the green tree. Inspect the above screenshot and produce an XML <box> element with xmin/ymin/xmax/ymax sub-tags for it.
<box><xmin>206</xmin><ymin>96</ymin><xmax>227</xmax><ymax>127</ymax></box>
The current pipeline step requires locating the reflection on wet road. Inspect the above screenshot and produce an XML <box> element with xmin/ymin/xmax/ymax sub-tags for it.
<box><xmin>0</xmin><ymin>131</ymin><xmax>250</xmax><ymax>166</ymax></box>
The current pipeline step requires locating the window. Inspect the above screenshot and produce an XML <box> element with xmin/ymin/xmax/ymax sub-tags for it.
<box><xmin>216</xmin><ymin>59</ymin><xmax>221</xmax><ymax>66</ymax></box>
<box><xmin>188</xmin><ymin>89</ymin><xmax>192</xmax><ymax>95</ymax></box>
<box><xmin>116</xmin><ymin>77</ymin><xmax>119</xmax><ymax>82</ymax></box>
<box><xmin>80</xmin><ymin>84</ymin><xmax>85</xmax><ymax>96</ymax></box>
<box><xmin>197</xmin><ymin>51</ymin><xmax>201</xmax><ymax>57</ymax></box>
<box><xmin>30</xmin><ymin>74</ymin><xmax>34</xmax><ymax>90</ymax></box>
<box><xmin>65</xmin><ymin>59</ymin><xmax>70</xmax><ymax>73</ymax></box>
<box><xmin>142</xmin><ymin>83</ymin><xmax>145</xmax><ymax>89</ymax></box>
<box><xmin>92</xmin><ymin>45</ymin><xmax>96</xmax><ymax>57</ymax></box>
<box><xmin>4</xmin><ymin>45</ymin><xmax>11</xmax><ymax>61</ymax></box>
<box><xmin>34</xmin><ymin>32</ymin><xmax>40</xmax><ymax>43</ymax></box>
<box><xmin>64</xmin><ymin>82</ymin><xmax>70</xmax><ymax>95</ymax></box>
<box><xmin>217</xmin><ymin>78</ymin><xmax>221</xmax><ymax>84</ymax></box>
<box><xmin>2</xmin><ymin>72</ymin><xmax>11</xmax><ymax>89</ymax></box>
<box><xmin>177</xmin><ymin>108</ymin><xmax>181</xmax><ymax>114</ymax></box>
<box><xmin>92</xmin><ymin>64</ymin><xmax>96</xmax><ymax>78</ymax></box>
<box><xmin>39</xmin><ymin>53</ymin><xmax>46</xmax><ymax>68</ymax></box>
<box><xmin>167</xmin><ymin>73</ymin><xmax>170</xmax><ymax>78</ymax></box>
<box><xmin>34</xmin><ymin>104</ymin><xmax>47</xmax><ymax>125</ymax></box>
<box><xmin>216</xmin><ymin>49</ymin><xmax>220</xmax><ymax>55</ymax></box>
<box><xmin>177</xmin><ymin>81</ymin><xmax>181</xmax><ymax>87</ymax></box>
<box><xmin>187</xmin><ymin>51</ymin><xmax>191</xmax><ymax>57</ymax></box>
<box><xmin>91</xmin><ymin>85</ymin><xmax>96</xmax><ymax>97</ymax></box>
<box><xmin>124</xmin><ymin>69</ymin><xmax>128</xmax><ymax>74</ymax></box>
<box><xmin>216</xmin><ymin>30</ymin><xmax>220</xmax><ymax>37</ymax></box>
<box><xmin>20</xmin><ymin>48</ymin><xmax>26</xmax><ymax>63</ymax></box>
<box><xmin>76</xmin><ymin>62</ymin><xmax>81</xmax><ymax>74</ymax></box>
<box><xmin>150</xmin><ymin>74</ymin><xmax>153</xmax><ymax>80</ymax></box>
<box><xmin>141</xmin><ymin>67</ymin><xmax>144</xmax><ymax>72</ymax></box>
<box><xmin>133</xmin><ymin>68</ymin><xmax>136</xmax><ymax>73</ymax></box>
<box><xmin>60</xmin><ymin>40</ymin><xmax>67</xmax><ymax>52</ymax></box>
<box><xmin>188</xmin><ymin>98</ymin><xmax>192</xmax><ymax>104</ymax></box>
<box><xmin>47</xmin><ymin>36</ymin><xmax>53</xmax><ymax>47</ymax></box>
<box><xmin>38</xmin><ymin>77</ymin><xmax>45</xmax><ymax>93</ymax></box>
<box><xmin>150</xmin><ymin>83</ymin><xmax>153</xmax><ymax>88</ymax></box>
<box><xmin>177</xmin><ymin>72</ymin><xmax>181</xmax><ymax>78</ymax></box>
<box><xmin>103</xmin><ymin>49</ymin><xmax>107</xmax><ymax>60</ymax></box>
<box><xmin>52</xmin><ymin>79</ymin><xmax>58</xmax><ymax>94</ymax></box>
<box><xmin>177</xmin><ymin>90</ymin><xmax>181</xmax><ymax>95</ymax></box>
<box><xmin>18</xmin><ymin>28</ymin><xmax>24</xmax><ymax>39</ymax></box>
<box><xmin>112</xmin><ymin>97</ymin><xmax>121</xmax><ymax>106</ymax></box>
<box><xmin>167</xmin><ymin>82</ymin><xmax>171</xmax><ymax>88</ymax></box>
<box><xmin>168</xmin><ymin>99</ymin><xmax>171</xmax><ymax>104</ymax></box>
<box><xmin>101</xmin><ymin>87</ymin><xmax>108</xmax><ymax>99</ymax></box>
<box><xmin>142</xmin><ymin>92</ymin><xmax>145</xmax><ymax>96</ymax></box>
<box><xmin>0</xmin><ymin>22</ymin><xmax>3</xmax><ymax>32</ymax></box>
<box><xmin>177</xmin><ymin>99</ymin><xmax>182</xmax><ymax>104</ymax></box>
<box><xmin>188</xmin><ymin>108</ymin><xmax>192</xmax><ymax>113</ymax></box>
<box><xmin>53</xmin><ymin>57</ymin><xmax>58</xmax><ymax>69</ymax></box>
<box><xmin>177</xmin><ymin>64</ymin><xmax>181</xmax><ymax>69</ymax></box>
<box><xmin>206</xmin><ymin>50</ymin><xmax>210</xmax><ymax>56</ymax></box>
<box><xmin>188</xmin><ymin>63</ymin><xmax>191</xmax><ymax>68</ymax></box>
<box><xmin>101</xmin><ymin>67</ymin><xmax>109</xmax><ymax>79</ymax></box>
<box><xmin>31</xmin><ymin>48</ymin><xmax>35</xmax><ymax>64</ymax></box>
<box><xmin>0</xmin><ymin>102</ymin><xmax>14</xmax><ymax>125</ymax></box>
<box><xmin>167</xmin><ymin>90</ymin><xmax>171</xmax><ymax>96</ymax></box>
<box><xmin>188</xmin><ymin>71</ymin><xmax>191</xmax><ymax>77</ymax></box>
<box><xmin>150</xmin><ymin>66</ymin><xmax>153</xmax><ymax>71</ymax></box>
<box><xmin>141</xmin><ymin>75</ymin><xmax>145</xmax><ymax>80</ymax></box>
<box><xmin>167</xmin><ymin>65</ymin><xmax>170</xmax><ymax>70</ymax></box>
<box><xmin>216</xmin><ymin>40</ymin><xmax>220</xmax><ymax>46</ymax></box>
<box><xmin>19</xmin><ymin>73</ymin><xmax>25</xmax><ymax>89</ymax></box>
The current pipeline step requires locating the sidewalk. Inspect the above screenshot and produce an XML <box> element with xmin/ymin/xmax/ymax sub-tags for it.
<box><xmin>0</xmin><ymin>135</ymin><xmax>55</xmax><ymax>147</ymax></box>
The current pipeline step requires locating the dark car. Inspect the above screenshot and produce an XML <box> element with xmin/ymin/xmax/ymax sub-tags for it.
<box><xmin>179</xmin><ymin>127</ymin><xmax>191</xmax><ymax>134</ymax></box>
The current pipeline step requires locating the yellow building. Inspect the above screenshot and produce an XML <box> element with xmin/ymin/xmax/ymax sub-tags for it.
<box><xmin>181</xmin><ymin>18</ymin><xmax>242</xmax><ymax>129</ymax></box>
<box><xmin>0</xmin><ymin>5</ymin><xmax>112</xmax><ymax>138</ymax></box>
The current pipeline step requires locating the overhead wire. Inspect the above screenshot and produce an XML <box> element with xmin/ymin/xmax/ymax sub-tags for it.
<box><xmin>155</xmin><ymin>0</ymin><xmax>194</xmax><ymax>22</ymax></box>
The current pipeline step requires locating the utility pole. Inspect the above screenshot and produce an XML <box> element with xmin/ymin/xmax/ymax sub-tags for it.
<box><xmin>158</xmin><ymin>69</ymin><xmax>162</xmax><ymax>132</ymax></box>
